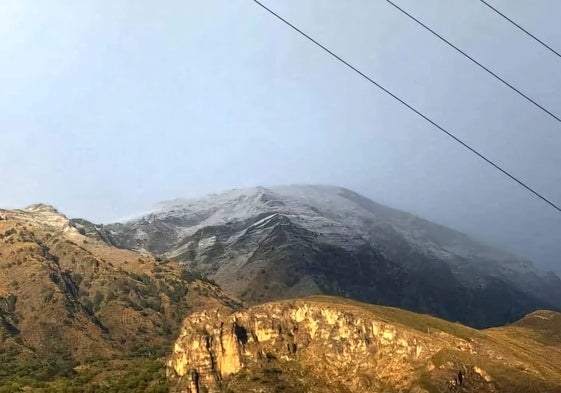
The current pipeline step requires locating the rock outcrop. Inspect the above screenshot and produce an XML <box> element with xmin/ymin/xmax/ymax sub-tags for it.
<box><xmin>167</xmin><ymin>297</ymin><xmax>561</xmax><ymax>393</ymax></box>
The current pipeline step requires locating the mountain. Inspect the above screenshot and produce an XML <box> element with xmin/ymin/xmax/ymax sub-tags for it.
<box><xmin>98</xmin><ymin>185</ymin><xmax>561</xmax><ymax>328</ymax></box>
<box><xmin>167</xmin><ymin>296</ymin><xmax>561</xmax><ymax>393</ymax></box>
<box><xmin>0</xmin><ymin>204</ymin><xmax>242</xmax><ymax>390</ymax></box>
<box><xmin>2</xmin><ymin>196</ymin><xmax>561</xmax><ymax>392</ymax></box>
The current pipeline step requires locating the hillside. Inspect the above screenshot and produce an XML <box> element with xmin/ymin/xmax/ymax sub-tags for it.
<box><xmin>2</xmin><ymin>200</ymin><xmax>561</xmax><ymax>392</ymax></box>
<box><xmin>99</xmin><ymin>185</ymin><xmax>561</xmax><ymax>328</ymax></box>
<box><xmin>168</xmin><ymin>296</ymin><xmax>561</xmax><ymax>393</ymax></box>
<box><xmin>0</xmin><ymin>204</ymin><xmax>242</xmax><ymax>391</ymax></box>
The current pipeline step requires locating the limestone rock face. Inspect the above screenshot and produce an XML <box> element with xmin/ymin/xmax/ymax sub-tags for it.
<box><xmin>168</xmin><ymin>298</ymin><xmax>482</xmax><ymax>392</ymax></box>
<box><xmin>168</xmin><ymin>297</ymin><xmax>561</xmax><ymax>393</ymax></box>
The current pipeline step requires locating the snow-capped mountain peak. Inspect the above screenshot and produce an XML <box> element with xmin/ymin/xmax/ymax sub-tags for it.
<box><xmin>98</xmin><ymin>185</ymin><xmax>561</xmax><ymax>328</ymax></box>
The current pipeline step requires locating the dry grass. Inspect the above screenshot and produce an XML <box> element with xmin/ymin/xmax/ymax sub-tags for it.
<box><xmin>0</xmin><ymin>207</ymin><xmax>242</xmax><ymax>389</ymax></box>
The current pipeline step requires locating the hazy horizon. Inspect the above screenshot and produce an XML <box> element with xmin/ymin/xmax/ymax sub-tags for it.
<box><xmin>1</xmin><ymin>0</ymin><xmax>560</xmax><ymax>273</ymax></box>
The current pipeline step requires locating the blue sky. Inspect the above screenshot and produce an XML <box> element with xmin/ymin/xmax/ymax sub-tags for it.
<box><xmin>1</xmin><ymin>0</ymin><xmax>560</xmax><ymax>272</ymax></box>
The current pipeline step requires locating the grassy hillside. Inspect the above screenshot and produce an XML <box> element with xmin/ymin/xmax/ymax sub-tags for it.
<box><xmin>309</xmin><ymin>296</ymin><xmax>561</xmax><ymax>392</ymax></box>
<box><xmin>0</xmin><ymin>206</ymin><xmax>242</xmax><ymax>392</ymax></box>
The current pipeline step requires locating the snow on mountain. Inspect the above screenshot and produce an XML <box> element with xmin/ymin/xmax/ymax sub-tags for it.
<box><xmin>98</xmin><ymin>185</ymin><xmax>561</xmax><ymax>328</ymax></box>
<box><xmin>128</xmin><ymin>185</ymin><xmax>533</xmax><ymax>270</ymax></box>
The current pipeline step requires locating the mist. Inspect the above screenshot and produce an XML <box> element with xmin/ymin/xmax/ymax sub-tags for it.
<box><xmin>1</xmin><ymin>0</ymin><xmax>560</xmax><ymax>273</ymax></box>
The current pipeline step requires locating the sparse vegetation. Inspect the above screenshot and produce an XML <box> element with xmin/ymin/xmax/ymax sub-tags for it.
<box><xmin>0</xmin><ymin>210</ymin><xmax>241</xmax><ymax>392</ymax></box>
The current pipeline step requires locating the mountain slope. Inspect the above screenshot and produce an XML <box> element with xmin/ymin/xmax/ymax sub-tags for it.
<box><xmin>167</xmin><ymin>296</ymin><xmax>561</xmax><ymax>393</ymax></box>
<box><xmin>100</xmin><ymin>185</ymin><xmax>561</xmax><ymax>328</ymax></box>
<box><xmin>0</xmin><ymin>204</ymin><xmax>242</xmax><ymax>386</ymax></box>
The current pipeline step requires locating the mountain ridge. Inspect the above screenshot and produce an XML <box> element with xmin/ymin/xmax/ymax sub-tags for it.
<box><xmin>0</xmin><ymin>204</ymin><xmax>243</xmax><ymax>386</ymax></box>
<box><xmin>90</xmin><ymin>185</ymin><xmax>561</xmax><ymax>328</ymax></box>
<box><xmin>114</xmin><ymin>185</ymin><xmax>545</xmax><ymax>267</ymax></box>
<box><xmin>2</xmin><ymin>194</ymin><xmax>561</xmax><ymax>392</ymax></box>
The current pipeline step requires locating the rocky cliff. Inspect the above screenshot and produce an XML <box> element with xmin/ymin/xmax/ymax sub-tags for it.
<box><xmin>167</xmin><ymin>297</ymin><xmax>561</xmax><ymax>393</ymax></box>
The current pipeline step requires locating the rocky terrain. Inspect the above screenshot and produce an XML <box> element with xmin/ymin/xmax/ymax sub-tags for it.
<box><xmin>2</xmin><ymin>187</ymin><xmax>561</xmax><ymax>392</ymax></box>
<box><xmin>167</xmin><ymin>296</ymin><xmax>561</xmax><ymax>393</ymax></box>
<box><xmin>0</xmin><ymin>204</ymin><xmax>242</xmax><ymax>391</ymax></box>
<box><xmin>98</xmin><ymin>185</ymin><xmax>561</xmax><ymax>328</ymax></box>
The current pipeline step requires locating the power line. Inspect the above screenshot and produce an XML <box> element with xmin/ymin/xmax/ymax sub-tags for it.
<box><xmin>252</xmin><ymin>0</ymin><xmax>561</xmax><ymax>214</ymax></box>
<box><xmin>480</xmin><ymin>0</ymin><xmax>561</xmax><ymax>60</ymax></box>
<box><xmin>386</xmin><ymin>0</ymin><xmax>561</xmax><ymax>124</ymax></box>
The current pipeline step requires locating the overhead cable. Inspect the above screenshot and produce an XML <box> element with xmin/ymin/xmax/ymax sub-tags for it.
<box><xmin>252</xmin><ymin>0</ymin><xmax>561</xmax><ymax>213</ymax></box>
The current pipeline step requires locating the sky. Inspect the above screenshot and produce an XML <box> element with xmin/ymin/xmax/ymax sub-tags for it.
<box><xmin>1</xmin><ymin>0</ymin><xmax>560</xmax><ymax>273</ymax></box>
